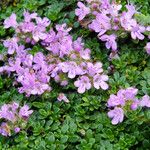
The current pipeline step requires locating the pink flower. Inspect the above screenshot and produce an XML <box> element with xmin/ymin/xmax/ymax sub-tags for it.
<box><xmin>32</xmin><ymin>26</ymin><xmax>47</xmax><ymax>42</ymax></box>
<box><xmin>57</xmin><ymin>93</ymin><xmax>69</xmax><ymax>103</ymax></box>
<box><xmin>4</xmin><ymin>13</ymin><xmax>18</xmax><ymax>29</ymax></box>
<box><xmin>89</xmin><ymin>13</ymin><xmax>111</xmax><ymax>36</ymax></box>
<box><xmin>59</xmin><ymin>36</ymin><xmax>73</xmax><ymax>57</ymax></box>
<box><xmin>107</xmin><ymin>94</ymin><xmax>124</xmax><ymax>107</ymax></box>
<box><xmin>73</xmin><ymin>37</ymin><xmax>84</xmax><ymax>52</ymax></box>
<box><xmin>60</xmin><ymin>62</ymin><xmax>83</xmax><ymax>79</ymax></box>
<box><xmin>126</xmin><ymin>5</ymin><xmax>136</xmax><ymax>17</ymax></box>
<box><xmin>108</xmin><ymin>107</ymin><xmax>124</xmax><ymax>125</ymax></box>
<box><xmin>79</xmin><ymin>48</ymin><xmax>91</xmax><ymax>60</ymax></box>
<box><xmin>145</xmin><ymin>42</ymin><xmax>150</xmax><ymax>54</ymax></box>
<box><xmin>0</xmin><ymin>123</ymin><xmax>11</xmax><ymax>136</ymax></box>
<box><xmin>99</xmin><ymin>34</ymin><xmax>117</xmax><ymax>51</ymax></box>
<box><xmin>130</xmin><ymin>99</ymin><xmax>139</xmax><ymax>110</ymax></box>
<box><xmin>44</xmin><ymin>29</ymin><xmax>56</xmax><ymax>43</ymax></box>
<box><xmin>0</xmin><ymin>104</ymin><xmax>17</xmax><ymax>122</ymax></box>
<box><xmin>147</xmin><ymin>26</ymin><xmax>150</xmax><ymax>31</ymax></box>
<box><xmin>36</xmin><ymin>17</ymin><xmax>51</xmax><ymax>27</ymax></box>
<box><xmin>123</xmin><ymin>87</ymin><xmax>138</xmax><ymax>100</ymax></box>
<box><xmin>131</xmin><ymin>25</ymin><xmax>145</xmax><ymax>40</ymax></box>
<box><xmin>120</xmin><ymin>13</ymin><xmax>137</xmax><ymax>31</ymax></box>
<box><xmin>75</xmin><ymin>2</ymin><xmax>90</xmax><ymax>21</ymax></box>
<box><xmin>109</xmin><ymin>3</ymin><xmax>122</xmax><ymax>17</ymax></box>
<box><xmin>93</xmin><ymin>74</ymin><xmax>109</xmax><ymax>90</ymax></box>
<box><xmin>74</xmin><ymin>76</ymin><xmax>91</xmax><ymax>93</ymax></box>
<box><xmin>23</xmin><ymin>11</ymin><xmax>37</xmax><ymax>22</ymax></box>
<box><xmin>87</xmin><ymin>62</ymin><xmax>103</xmax><ymax>76</ymax></box>
<box><xmin>61</xmin><ymin>81</ymin><xmax>68</xmax><ymax>86</ymax></box>
<box><xmin>56</xmin><ymin>23</ymin><xmax>71</xmax><ymax>36</ymax></box>
<box><xmin>23</xmin><ymin>54</ymin><xmax>33</xmax><ymax>67</ymax></box>
<box><xmin>107</xmin><ymin>87</ymin><xmax>138</xmax><ymax>108</ymax></box>
<box><xmin>19</xmin><ymin>105</ymin><xmax>33</xmax><ymax>118</ymax></box>
<box><xmin>6</xmin><ymin>58</ymin><xmax>22</xmax><ymax>73</ymax></box>
<box><xmin>20</xmin><ymin>22</ymin><xmax>35</xmax><ymax>33</ymax></box>
<box><xmin>14</xmin><ymin>127</ymin><xmax>20</xmax><ymax>133</ymax></box>
<box><xmin>3</xmin><ymin>37</ymin><xmax>19</xmax><ymax>54</ymax></box>
<box><xmin>139</xmin><ymin>95</ymin><xmax>150</xmax><ymax>107</ymax></box>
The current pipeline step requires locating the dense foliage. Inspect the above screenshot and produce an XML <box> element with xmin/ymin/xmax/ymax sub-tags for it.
<box><xmin>0</xmin><ymin>0</ymin><xmax>150</xmax><ymax>149</ymax></box>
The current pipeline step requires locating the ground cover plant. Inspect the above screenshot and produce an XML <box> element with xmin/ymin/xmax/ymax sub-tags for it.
<box><xmin>0</xmin><ymin>0</ymin><xmax>150</xmax><ymax>149</ymax></box>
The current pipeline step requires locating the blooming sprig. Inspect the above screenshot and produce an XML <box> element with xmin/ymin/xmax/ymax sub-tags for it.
<box><xmin>107</xmin><ymin>87</ymin><xmax>150</xmax><ymax>125</ymax></box>
<box><xmin>0</xmin><ymin>102</ymin><xmax>33</xmax><ymax>136</ymax></box>
<box><xmin>75</xmin><ymin>1</ymin><xmax>150</xmax><ymax>54</ymax></box>
<box><xmin>0</xmin><ymin>11</ymin><xmax>109</xmax><ymax>96</ymax></box>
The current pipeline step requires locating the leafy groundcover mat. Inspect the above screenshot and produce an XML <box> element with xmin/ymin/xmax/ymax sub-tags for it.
<box><xmin>0</xmin><ymin>0</ymin><xmax>150</xmax><ymax>149</ymax></box>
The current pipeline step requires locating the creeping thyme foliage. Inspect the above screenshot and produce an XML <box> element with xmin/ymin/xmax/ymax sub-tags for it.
<box><xmin>0</xmin><ymin>0</ymin><xmax>150</xmax><ymax>149</ymax></box>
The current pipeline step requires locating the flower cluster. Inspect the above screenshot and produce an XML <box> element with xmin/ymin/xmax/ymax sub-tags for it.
<box><xmin>107</xmin><ymin>87</ymin><xmax>150</xmax><ymax>125</ymax></box>
<box><xmin>0</xmin><ymin>11</ymin><xmax>109</xmax><ymax>96</ymax></box>
<box><xmin>75</xmin><ymin>1</ymin><xmax>150</xmax><ymax>54</ymax></box>
<box><xmin>0</xmin><ymin>102</ymin><xmax>33</xmax><ymax>136</ymax></box>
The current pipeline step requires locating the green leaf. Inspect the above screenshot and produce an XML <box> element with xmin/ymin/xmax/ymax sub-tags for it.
<box><xmin>61</xmin><ymin>124</ymin><xmax>69</xmax><ymax>133</ymax></box>
<box><xmin>60</xmin><ymin>135</ymin><xmax>68</xmax><ymax>143</ymax></box>
<box><xmin>32</xmin><ymin>102</ymin><xmax>46</xmax><ymax>108</ymax></box>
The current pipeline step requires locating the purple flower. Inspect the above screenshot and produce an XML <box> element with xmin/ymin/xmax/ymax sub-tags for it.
<box><xmin>20</xmin><ymin>22</ymin><xmax>35</xmax><ymax>33</ymax></box>
<box><xmin>75</xmin><ymin>2</ymin><xmax>90</xmax><ymax>21</ymax></box>
<box><xmin>107</xmin><ymin>87</ymin><xmax>138</xmax><ymax>108</ymax></box>
<box><xmin>139</xmin><ymin>95</ymin><xmax>150</xmax><ymax>107</ymax></box>
<box><xmin>99</xmin><ymin>34</ymin><xmax>117</xmax><ymax>51</ymax></box>
<box><xmin>131</xmin><ymin>24</ymin><xmax>145</xmax><ymax>40</ymax></box>
<box><xmin>108</xmin><ymin>107</ymin><xmax>124</xmax><ymax>125</ymax></box>
<box><xmin>32</xmin><ymin>26</ymin><xmax>47</xmax><ymax>42</ymax></box>
<box><xmin>6</xmin><ymin>58</ymin><xmax>23</xmax><ymax>74</ymax></box>
<box><xmin>33</xmin><ymin>52</ymin><xmax>46</xmax><ymax>68</ymax></box>
<box><xmin>120</xmin><ymin>5</ymin><xmax>136</xmax><ymax>31</ymax></box>
<box><xmin>123</xmin><ymin>87</ymin><xmax>138</xmax><ymax>100</ymax></box>
<box><xmin>87</xmin><ymin>62</ymin><xmax>103</xmax><ymax>76</ymax></box>
<box><xmin>3</xmin><ymin>37</ymin><xmax>19</xmax><ymax>54</ymax></box>
<box><xmin>59</xmin><ymin>36</ymin><xmax>73</xmax><ymax>57</ymax></box>
<box><xmin>107</xmin><ymin>94</ymin><xmax>125</xmax><ymax>107</ymax></box>
<box><xmin>73</xmin><ymin>37</ymin><xmax>84</xmax><ymax>52</ymax></box>
<box><xmin>60</xmin><ymin>62</ymin><xmax>84</xmax><ymax>79</ymax></box>
<box><xmin>23</xmin><ymin>11</ymin><xmax>37</xmax><ymax>22</ymax></box>
<box><xmin>0</xmin><ymin>104</ymin><xmax>16</xmax><ymax>122</ymax></box>
<box><xmin>126</xmin><ymin>5</ymin><xmax>136</xmax><ymax>17</ymax></box>
<box><xmin>36</xmin><ymin>17</ymin><xmax>50</xmax><ymax>27</ymax></box>
<box><xmin>79</xmin><ymin>48</ymin><xmax>91</xmax><ymax>60</ymax></box>
<box><xmin>0</xmin><ymin>123</ymin><xmax>11</xmax><ymax>136</ymax></box>
<box><xmin>109</xmin><ymin>3</ymin><xmax>122</xmax><ymax>17</ymax></box>
<box><xmin>145</xmin><ymin>42</ymin><xmax>150</xmax><ymax>54</ymax></box>
<box><xmin>120</xmin><ymin>13</ymin><xmax>137</xmax><ymax>31</ymax></box>
<box><xmin>57</xmin><ymin>93</ymin><xmax>69</xmax><ymax>103</ymax></box>
<box><xmin>14</xmin><ymin>127</ymin><xmax>20</xmax><ymax>133</ymax></box>
<box><xmin>4</xmin><ymin>13</ymin><xmax>18</xmax><ymax>29</ymax></box>
<box><xmin>93</xmin><ymin>74</ymin><xmax>109</xmax><ymax>90</ymax></box>
<box><xmin>11</xmin><ymin>102</ymin><xmax>19</xmax><ymax>112</ymax></box>
<box><xmin>130</xmin><ymin>99</ymin><xmax>139</xmax><ymax>110</ymax></box>
<box><xmin>23</xmin><ymin>54</ymin><xmax>33</xmax><ymax>67</ymax></box>
<box><xmin>89</xmin><ymin>13</ymin><xmax>111</xmax><ymax>36</ymax></box>
<box><xmin>19</xmin><ymin>105</ymin><xmax>33</xmax><ymax>119</ymax></box>
<box><xmin>74</xmin><ymin>76</ymin><xmax>91</xmax><ymax>93</ymax></box>
<box><xmin>43</xmin><ymin>29</ymin><xmax>56</xmax><ymax>43</ymax></box>
<box><xmin>147</xmin><ymin>26</ymin><xmax>150</xmax><ymax>31</ymax></box>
